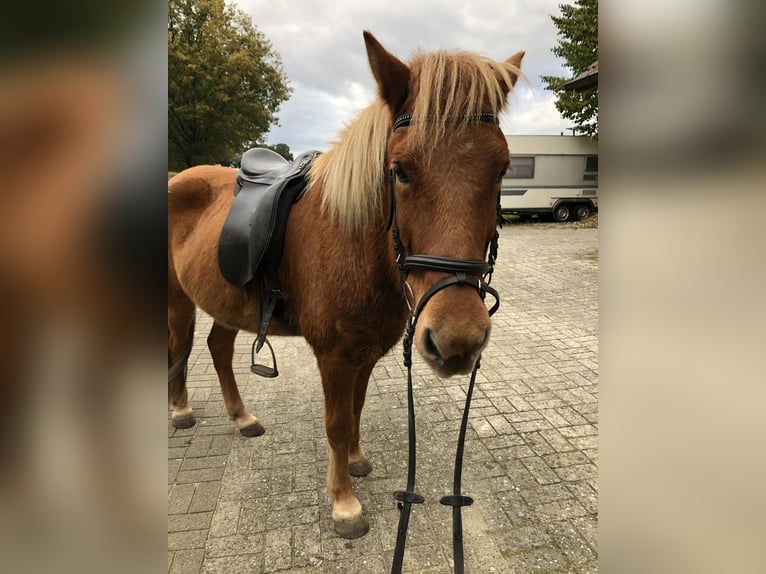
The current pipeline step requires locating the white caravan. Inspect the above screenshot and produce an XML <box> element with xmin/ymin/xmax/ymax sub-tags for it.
<box><xmin>501</xmin><ymin>135</ymin><xmax>598</xmax><ymax>222</ymax></box>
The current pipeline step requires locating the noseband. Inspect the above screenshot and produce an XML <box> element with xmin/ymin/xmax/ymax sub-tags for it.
<box><xmin>387</xmin><ymin>112</ymin><xmax>503</xmax><ymax>574</ymax></box>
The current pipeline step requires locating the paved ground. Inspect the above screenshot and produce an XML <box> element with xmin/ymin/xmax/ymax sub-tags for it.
<box><xmin>168</xmin><ymin>222</ymin><xmax>598</xmax><ymax>573</ymax></box>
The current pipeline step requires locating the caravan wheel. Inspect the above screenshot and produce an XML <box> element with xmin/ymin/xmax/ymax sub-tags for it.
<box><xmin>553</xmin><ymin>204</ymin><xmax>571</xmax><ymax>222</ymax></box>
<box><xmin>574</xmin><ymin>204</ymin><xmax>591</xmax><ymax>220</ymax></box>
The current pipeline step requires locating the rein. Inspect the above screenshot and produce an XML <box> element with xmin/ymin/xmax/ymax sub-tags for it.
<box><xmin>388</xmin><ymin>112</ymin><xmax>502</xmax><ymax>574</ymax></box>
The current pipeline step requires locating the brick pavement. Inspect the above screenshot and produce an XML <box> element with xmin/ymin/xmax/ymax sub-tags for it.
<box><xmin>168</xmin><ymin>222</ymin><xmax>598</xmax><ymax>573</ymax></box>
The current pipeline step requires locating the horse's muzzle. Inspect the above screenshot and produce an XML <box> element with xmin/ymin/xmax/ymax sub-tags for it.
<box><xmin>416</xmin><ymin>317</ymin><xmax>491</xmax><ymax>378</ymax></box>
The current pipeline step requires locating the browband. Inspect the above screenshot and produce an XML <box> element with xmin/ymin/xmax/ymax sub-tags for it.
<box><xmin>392</xmin><ymin>112</ymin><xmax>499</xmax><ymax>132</ymax></box>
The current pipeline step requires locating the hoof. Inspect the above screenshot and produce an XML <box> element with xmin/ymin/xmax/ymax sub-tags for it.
<box><xmin>348</xmin><ymin>459</ymin><xmax>373</xmax><ymax>477</ymax></box>
<box><xmin>171</xmin><ymin>414</ymin><xmax>196</xmax><ymax>429</ymax></box>
<box><xmin>333</xmin><ymin>515</ymin><xmax>369</xmax><ymax>539</ymax></box>
<box><xmin>239</xmin><ymin>421</ymin><xmax>265</xmax><ymax>437</ymax></box>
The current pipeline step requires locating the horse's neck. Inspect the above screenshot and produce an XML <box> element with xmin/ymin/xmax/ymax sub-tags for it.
<box><xmin>357</xmin><ymin>223</ymin><xmax>403</xmax><ymax>290</ymax></box>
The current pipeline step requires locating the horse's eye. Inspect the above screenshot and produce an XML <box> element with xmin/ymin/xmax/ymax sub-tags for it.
<box><xmin>394</xmin><ymin>165</ymin><xmax>409</xmax><ymax>183</ymax></box>
<box><xmin>496</xmin><ymin>167</ymin><xmax>508</xmax><ymax>183</ymax></box>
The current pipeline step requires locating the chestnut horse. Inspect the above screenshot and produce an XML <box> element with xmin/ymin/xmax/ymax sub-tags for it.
<box><xmin>168</xmin><ymin>31</ymin><xmax>523</xmax><ymax>539</ymax></box>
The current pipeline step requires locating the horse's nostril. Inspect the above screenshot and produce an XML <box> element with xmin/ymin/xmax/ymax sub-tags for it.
<box><xmin>423</xmin><ymin>328</ymin><xmax>444</xmax><ymax>365</ymax></box>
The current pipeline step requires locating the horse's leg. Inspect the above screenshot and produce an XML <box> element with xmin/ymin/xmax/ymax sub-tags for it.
<box><xmin>207</xmin><ymin>321</ymin><xmax>265</xmax><ymax>437</ymax></box>
<box><xmin>318</xmin><ymin>353</ymin><xmax>372</xmax><ymax>539</ymax></box>
<box><xmin>348</xmin><ymin>364</ymin><xmax>374</xmax><ymax>477</ymax></box>
<box><xmin>168</xmin><ymin>294</ymin><xmax>196</xmax><ymax>429</ymax></box>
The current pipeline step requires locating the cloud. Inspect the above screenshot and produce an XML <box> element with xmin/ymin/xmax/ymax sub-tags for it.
<box><xmin>235</xmin><ymin>0</ymin><xmax>578</xmax><ymax>151</ymax></box>
<box><xmin>502</xmin><ymin>85</ymin><xmax>572</xmax><ymax>135</ymax></box>
<box><xmin>265</xmin><ymin>80</ymin><xmax>377</xmax><ymax>153</ymax></box>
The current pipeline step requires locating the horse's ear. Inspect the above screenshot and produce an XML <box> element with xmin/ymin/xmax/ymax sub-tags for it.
<box><xmin>500</xmin><ymin>50</ymin><xmax>525</xmax><ymax>91</ymax></box>
<box><xmin>363</xmin><ymin>31</ymin><xmax>410</xmax><ymax>112</ymax></box>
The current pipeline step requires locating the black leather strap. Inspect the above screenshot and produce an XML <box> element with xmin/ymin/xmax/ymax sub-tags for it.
<box><xmin>393</xmin><ymin>490</ymin><xmax>425</xmax><ymax>504</ymax></box>
<box><xmin>413</xmin><ymin>274</ymin><xmax>473</xmax><ymax>318</ymax></box>
<box><xmin>440</xmin><ymin>495</ymin><xmax>474</xmax><ymax>507</ymax></box>
<box><xmin>392</xmin><ymin>113</ymin><xmax>414</xmax><ymax>132</ymax></box>
<box><xmin>391</xmin><ymin>319</ymin><xmax>424</xmax><ymax>574</ymax></box>
<box><xmin>483</xmin><ymin>283</ymin><xmax>501</xmax><ymax>317</ymax></box>
<box><xmin>255</xmin><ymin>288</ymin><xmax>281</xmax><ymax>353</ymax></box>
<box><xmin>386</xmin><ymin>169</ymin><xmax>397</xmax><ymax>231</ymax></box>
<box><xmin>392</xmin><ymin>112</ymin><xmax>499</xmax><ymax>133</ymax></box>
<box><xmin>439</xmin><ymin>362</ymin><xmax>480</xmax><ymax>574</ymax></box>
<box><xmin>403</xmin><ymin>255</ymin><xmax>490</xmax><ymax>276</ymax></box>
<box><xmin>412</xmin><ymin>274</ymin><xmax>500</xmax><ymax>320</ymax></box>
<box><xmin>391</xmin><ymin>272</ymin><xmax>495</xmax><ymax>574</ymax></box>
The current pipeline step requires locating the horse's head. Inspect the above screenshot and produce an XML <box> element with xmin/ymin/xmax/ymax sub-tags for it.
<box><xmin>364</xmin><ymin>32</ymin><xmax>524</xmax><ymax>377</ymax></box>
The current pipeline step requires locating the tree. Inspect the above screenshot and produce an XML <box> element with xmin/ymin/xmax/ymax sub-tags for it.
<box><xmin>541</xmin><ymin>0</ymin><xmax>598</xmax><ymax>137</ymax></box>
<box><xmin>168</xmin><ymin>0</ymin><xmax>292</xmax><ymax>170</ymax></box>
<box><xmin>260</xmin><ymin>143</ymin><xmax>293</xmax><ymax>161</ymax></box>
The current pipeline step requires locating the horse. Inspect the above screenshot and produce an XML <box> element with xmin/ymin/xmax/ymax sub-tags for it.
<box><xmin>168</xmin><ymin>31</ymin><xmax>523</xmax><ymax>539</ymax></box>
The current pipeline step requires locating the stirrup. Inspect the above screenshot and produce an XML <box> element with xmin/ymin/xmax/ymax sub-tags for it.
<box><xmin>250</xmin><ymin>336</ymin><xmax>278</xmax><ymax>378</ymax></box>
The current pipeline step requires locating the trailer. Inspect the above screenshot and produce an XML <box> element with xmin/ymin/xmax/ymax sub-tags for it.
<box><xmin>501</xmin><ymin>135</ymin><xmax>598</xmax><ymax>222</ymax></box>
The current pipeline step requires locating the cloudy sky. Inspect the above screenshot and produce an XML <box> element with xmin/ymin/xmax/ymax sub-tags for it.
<box><xmin>233</xmin><ymin>0</ymin><xmax>576</xmax><ymax>154</ymax></box>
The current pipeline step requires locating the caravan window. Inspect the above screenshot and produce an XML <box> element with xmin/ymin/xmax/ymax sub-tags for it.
<box><xmin>584</xmin><ymin>155</ymin><xmax>598</xmax><ymax>181</ymax></box>
<box><xmin>506</xmin><ymin>156</ymin><xmax>535</xmax><ymax>179</ymax></box>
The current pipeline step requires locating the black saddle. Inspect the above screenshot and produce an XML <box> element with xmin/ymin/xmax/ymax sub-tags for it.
<box><xmin>218</xmin><ymin>148</ymin><xmax>319</xmax><ymax>286</ymax></box>
<box><xmin>238</xmin><ymin>147</ymin><xmax>296</xmax><ymax>185</ymax></box>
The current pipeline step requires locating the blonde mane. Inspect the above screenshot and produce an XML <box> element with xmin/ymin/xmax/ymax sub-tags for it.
<box><xmin>311</xmin><ymin>50</ymin><xmax>520</xmax><ymax>234</ymax></box>
<box><xmin>309</xmin><ymin>100</ymin><xmax>390</xmax><ymax>235</ymax></box>
<box><xmin>408</xmin><ymin>50</ymin><xmax>520</xmax><ymax>153</ymax></box>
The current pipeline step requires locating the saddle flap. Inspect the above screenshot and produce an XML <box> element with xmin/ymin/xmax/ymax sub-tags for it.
<box><xmin>218</xmin><ymin>149</ymin><xmax>319</xmax><ymax>286</ymax></box>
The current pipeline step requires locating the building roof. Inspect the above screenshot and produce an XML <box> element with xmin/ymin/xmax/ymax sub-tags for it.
<box><xmin>504</xmin><ymin>134</ymin><xmax>597</xmax><ymax>156</ymax></box>
<box><xmin>563</xmin><ymin>60</ymin><xmax>598</xmax><ymax>93</ymax></box>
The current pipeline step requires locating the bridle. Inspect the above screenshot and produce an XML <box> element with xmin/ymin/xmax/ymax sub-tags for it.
<box><xmin>387</xmin><ymin>112</ymin><xmax>503</xmax><ymax>574</ymax></box>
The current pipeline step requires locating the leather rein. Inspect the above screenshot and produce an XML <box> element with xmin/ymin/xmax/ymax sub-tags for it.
<box><xmin>387</xmin><ymin>112</ymin><xmax>503</xmax><ymax>574</ymax></box>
